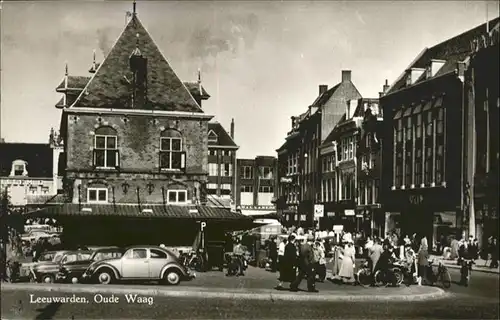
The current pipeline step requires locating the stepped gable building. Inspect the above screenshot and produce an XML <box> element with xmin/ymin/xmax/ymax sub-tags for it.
<box><xmin>380</xmin><ymin>18</ymin><xmax>499</xmax><ymax>248</ymax></box>
<box><xmin>206</xmin><ymin>119</ymin><xmax>238</xmax><ymax>208</ymax></box>
<box><xmin>31</xmin><ymin>5</ymin><xmax>250</xmax><ymax>247</ymax></box>
<box><xmin>276</xmin><ymin>70</ymin><xmax>361</xmax><ymax>228</ymax></box>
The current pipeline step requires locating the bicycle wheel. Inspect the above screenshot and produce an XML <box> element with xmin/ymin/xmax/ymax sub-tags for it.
<box><xmin>373</xmin><ymin>270</ymin><xmax>384</xmax><ymax>287</ymax></box>
<box><xmin>392</xmin><ymin>268</ymin><xmax>404</xmax><ymax>286</ymax></box>
<box><xmin>357</xmin><ymin>268</ymin><xmax>372</xmax><ymax>288</ymax></box>
<box><xmin>440</xmin><ymin>268</ymin><xmax>452</xmax><ymax>289</ymax></box>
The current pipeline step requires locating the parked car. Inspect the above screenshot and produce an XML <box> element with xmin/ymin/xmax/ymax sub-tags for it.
<box><xmin>31</xmin><ymin>251</ymin><xmax>92</xmax><ymax>283</ymax></box>
<box><xmin>57</xmin><ymin>247</ymin><xmax>124</xmax><ymax>283</ymax></box>
<box><xmin>81</xmin><ymin>246</ymin><xmax>194</xmax><ymax>285</ymax></box>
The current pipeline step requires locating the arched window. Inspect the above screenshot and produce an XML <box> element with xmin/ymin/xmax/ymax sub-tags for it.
<box><xmin>160</xmin><ymin>129</ymin><xmax>186</xmax><ymax>170</ymax></box>
<box><xmin>94</xmin><ymin>126</ymin><xmax>119</xmax><ymax>169</ymax></box>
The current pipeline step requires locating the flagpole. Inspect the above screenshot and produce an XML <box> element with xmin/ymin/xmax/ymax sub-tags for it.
<box><xmin>486</xmin><ymin>2</ymin><xmax>489</xmax><ymax>33</ymax></box>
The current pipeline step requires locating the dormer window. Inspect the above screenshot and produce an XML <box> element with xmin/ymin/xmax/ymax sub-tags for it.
<box><xmin>10</xmin><ymin>160</ymin><xmax>28</xmax><ymax>177</ymax></box>
<box><xmin>208</xmin><ymin>130</ymin><xmax>218</xmax><ymax>143</ymax></box>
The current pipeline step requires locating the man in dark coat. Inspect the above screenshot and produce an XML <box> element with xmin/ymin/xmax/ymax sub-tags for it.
<box><xmin>276</xmin><ymin>234</ymin><xmax>297</xmax><ymax>290</ymax></box>
<box><xmin>290</xmin><ymin>234</ymin><xmax>318</xmax><ymax>293</ymax></box>
<box><xmin>268</xmin><ymin>236</ymin><xmax>278</xmax><ymax>272</ymax></box>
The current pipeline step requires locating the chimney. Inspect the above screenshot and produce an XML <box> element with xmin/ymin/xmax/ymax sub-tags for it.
<box><xmin>291</xmin><ymin>116</ymin><xmax>296</xmax><ymax>128</ymax></box>
<box><xmin>230</xmin><ymin>118</ymin><xmax>235</xmax><ymax>139</ymax></box>
<box><xmin>341</xmin><ymin>70</ymin><xmax>352</xmax><ymax>82</ymax></box>
<box><xmin>319</xmin><ymin>85</ymin><xmax>328</xmax><ymax>95</ymax></box>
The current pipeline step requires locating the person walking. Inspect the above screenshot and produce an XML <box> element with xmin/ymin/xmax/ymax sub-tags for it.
<box><xmin>314</xmin><ymin>240</ymin><xmax>326</xmax><ymax>282</ymax></box>
<box><xmin>268</xmin><ymin>236</ymin><xmax>278</xmax><ymax>273</ymax></box>
<box><xmin>290</xmin><ymin>234</ymin><xmax>318</xmax><ymax>293</ymax></box>
<box><xmin>338</xmin><ymin>240</ymin><xmax>356</xmax><ymax>284</ymax></box>
<box><xmin>369</xmin><ymin>237</ymin><xmax>384</xmax><ymax>274</ymax></box>
<box><xmin>276</xmin><ymin>234</ymin><xmax>297</xmax><ymax>290</ymax></box>
<box><xmin>417</xmin><ymin>236</ymin><xmax>429</xmax><ymax>286</ymax></box>
<box><xmin>489</xmin><ymin>237</ymin><xmax>498</xmax><ymax>268</ymax></box>
<box><xmin>278</xmin><ymin>237</ymin><xmax>287</xmax><ymax>274</ymax></box>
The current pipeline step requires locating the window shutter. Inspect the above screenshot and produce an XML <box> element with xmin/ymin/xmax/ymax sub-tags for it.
<box><xmin>180</xmin><ymin>152</ymin><xmax>186</xmax><ymax>170</ymax></box>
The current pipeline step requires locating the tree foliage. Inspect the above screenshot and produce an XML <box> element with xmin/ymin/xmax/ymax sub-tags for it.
<box><xmin>1</xmin><ymin>189</ymin><xmax>24</xmax><ymax>262</ymax></box>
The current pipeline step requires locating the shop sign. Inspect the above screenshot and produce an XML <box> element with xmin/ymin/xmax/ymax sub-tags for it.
<box><xmin>333</xmin><ymin>225</ymin><xmax>343</xmax><ymax>233</ymax></box>
<box><xmin>0</xmin><ymin>179</ymin><xmax>47</xmax><ymax>187</ymax></box>
<box><xmin>327</xmin><ymin>211</ymin><xmax>335</xmax><ymax>217</ymax></box>
<box><xmin>314</xmin><ymin>204</ymin><xmax>324</xmax><ymax>218</ymax></box>
<box><xmin>409</xmin><ymin>194</ymin><xmax>424</xmax><ymax>205</ymax></box>
<box><xmin>470</xmin><ymin>28</ymin><xmax>499</xmax><ymax>53</ymax></box>
<box><xmin>344</xmin><ymin>209</ymin><xmax>355</xmax><ymax>216</ymax></box>
<box><xmin>280</xmin><ymin>177</ymin><xmax>293</xmax><ymax>183</ymax></box>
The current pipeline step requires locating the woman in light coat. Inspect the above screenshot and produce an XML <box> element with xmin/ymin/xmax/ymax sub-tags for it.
<box><xmin>417</xmin><ymin>237</ymin><xmax>429</xmax><ymax>286</ymax></box>
<box><xmin>338</xmin><ymin>240</ymin><xmax>356</xmax><ymax>284</ymax></box>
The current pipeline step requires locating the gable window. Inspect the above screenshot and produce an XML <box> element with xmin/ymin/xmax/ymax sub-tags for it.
<box><xmin>167</xmin><ymin>190</ymin><xmax>187</xmax><ymax>204</ymax></box>
<box><xmin>160</xmin><ymin>129</ymin><xmax>186</xmax><ymax>170</ymax></box>
<box><xmin>208</xmin><ymin>130</ymin><xmax>218</xmax><ymax>143</ymax></box>
<box><xmin>88</xmin><ymin>187</ymin><xmax>108</xmax><ymax>203</ymax></box>
<box><xmin>240</xmin><ymin>166</ymin><xmax>253</xmax><ymax>179</ymax></box>
<box><xmin>11</xmin><ymin>161</ymin><xmax>27</xmax><ymax>176</ymax></box>
<box><xmin>94</xmin><ymin>127</ymin><xmax>119</xmax><ymax>169</ymax></box>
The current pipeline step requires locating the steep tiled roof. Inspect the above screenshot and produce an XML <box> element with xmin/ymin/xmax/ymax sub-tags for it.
<box><xmin>208</xmin><ymin>122</ymin><xmax>237</xmax><ymax>147</ymax></box>
<box><xmin>388</xmin><ymin>18</ymin><xmax>499</xmax><ymax>94</ymax></box>
<box><xmin>71</xmin><ymin>15</ymin><xmax>203</xmax><ymax>113</ymax></box>
<box><xmin>0</xmin><ymin>143</ymin><xmax>53</xmax><ymax>177</ymax></box>
<box><xmin>27</xmin><ymin>203</ymin><xmax>249</xmax><ymax>220</ymax></box>
<box><xmin>55</xmin><ymin>76</ymin><xmax>91</xmax><ymax>91</ymax></box>
<box><xmin>183</xmin><ymin>82</ymin><xmax>210</xmax><ymax>98</ymax></box>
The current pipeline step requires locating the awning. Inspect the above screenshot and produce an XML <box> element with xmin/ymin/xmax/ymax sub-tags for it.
<box><xmin>26</xmin><ymin>203</ymin><xmax>251</xmax><ymax>221</ymax></box>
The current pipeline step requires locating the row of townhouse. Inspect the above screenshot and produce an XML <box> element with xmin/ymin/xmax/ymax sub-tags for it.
<box><xmin>276</xmin><ymin>18</ymin><xmax>499</xmax><ymax>248</ymax></box>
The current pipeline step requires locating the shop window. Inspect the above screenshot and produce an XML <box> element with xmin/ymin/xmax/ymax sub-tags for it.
<box><xmin>395</xmin><ymin>150</ymin><xmax>403</xmax><ymax>187</ymax></box>
<box><xmin>415</xmin><ymin>149</ymin><xmax>423</xmax><ymax>186</ymax></box>
<box><xmin>367</xmin><ymin>180</ymin><xmax>373</xmax><ymax>204</ymax></box>
<box><xmin>396</xmin><ymin>119</ymin><xmax>403</xmax><ymax>143</ymax></box>
<box><xmin>359</xmin><ymin>181</ymin><xmax>366</xmax><ymax>205</ymax></box>
<box><xmin>405</xmin><ymin>117</ymin><xmax>412</xmax><ymax>141</ymax></box>
<box><xmin>424</xmin><ymin>146</ymin><xmax>433</xmax><ymax>185</ymax></box>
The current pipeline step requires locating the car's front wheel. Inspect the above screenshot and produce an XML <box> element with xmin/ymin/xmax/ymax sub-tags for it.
<box><xmin>96</xmin><ymin>269</ymin><xmax>115</xmax><ymax>285</ymax></box>
<box><xmin>164</xmin><ymin>270</ymin><xmax>181</xmax><ymax>285</ymax></box>
<box><xmin>42</xmin><ymin>274</ymin><xmax>55</xmax><ymax>284</ymax></box>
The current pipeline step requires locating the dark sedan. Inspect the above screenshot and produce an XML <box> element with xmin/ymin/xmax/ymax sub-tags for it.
<box><xmin>57</xmin><ymin>247</ymin><xmax>124</xmax><ymax>283</ymax></box>
<box><xmin>31</xmin><ymin>251</ymin><xmax>92</xmax><ymax>283</ymax></box>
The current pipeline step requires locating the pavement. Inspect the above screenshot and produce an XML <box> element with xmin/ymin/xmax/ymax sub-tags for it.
<box><xmin>428</xmin><ymin>255</ymin><xmax>500</xmax><ymax>274</ymax></box>
<box><xmin>2</xmin><ymin>266</ymin><xmax>498</xmax><ymax>319</ymax></box>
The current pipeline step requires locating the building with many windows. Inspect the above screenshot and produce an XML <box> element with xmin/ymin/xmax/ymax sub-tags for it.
<box><xmin>236</xmin><ymin>156</ymin><xmax>277</xmax><ymax>216</ymax></box>
<box><xmin>318</xmin><ymin>97</ymin><xmax>382</xmax><ymax>233</ymax></box>
<box><xmin>276</xmin><ymin>70</ymin><xmax>362</xmax><ymax>227</ymax></box>
<box><xmin>206</xmin><ymin>120</ymin><xmax>238</xmax><ymax>207</ymax></box>
<box><xmin>29</xmin><ymin>5</ymin><xmax>250</xmax><ymax>247</ymax></box>
<box><xmin>0</xmin><ymin>132</ymin><xmax>63</xmax><ymax>206</ymax></box>
<box><xmin>465</xmin><ymin>20</ymin><xmax>499</xmax><ymax>246</ymax></box>
<box><xmin>380</xmin><ymin>18</ymin><xmax>498</xmax><ymax>248</ymax></box>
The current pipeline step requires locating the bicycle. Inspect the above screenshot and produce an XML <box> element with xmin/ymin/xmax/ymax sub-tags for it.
<box><xmin>356</xmin><ymin>260</ymin><xmax>374</xmax><ymax>288</ymax></box>
<box><xmin>426</xmin><ymin>259</ymin><xmax>451</xmax><ymax>288</ymax></box>
<box><xmin>373</xmin><ymin>265</ymin><xmax>403</xmax><ymax>287</ymax></box>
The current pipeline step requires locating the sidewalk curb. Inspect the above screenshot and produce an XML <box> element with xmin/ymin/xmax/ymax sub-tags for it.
<box><xmin>1</xmin><ymin>283</ymin><xmax>448</xmax><ymax>302</ymax></box>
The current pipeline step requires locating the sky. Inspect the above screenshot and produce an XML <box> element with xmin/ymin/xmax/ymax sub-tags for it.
<box><xmin>0</xmin><ymin>0</ymin><xmax>498</xmax><ymax>158</ymax></box>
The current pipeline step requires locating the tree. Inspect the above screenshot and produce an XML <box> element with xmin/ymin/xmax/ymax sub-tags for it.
<box><xmin>1</xmin><ymin>188</ymin><xmax>24</xmax><ymax>264</ymax></box>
